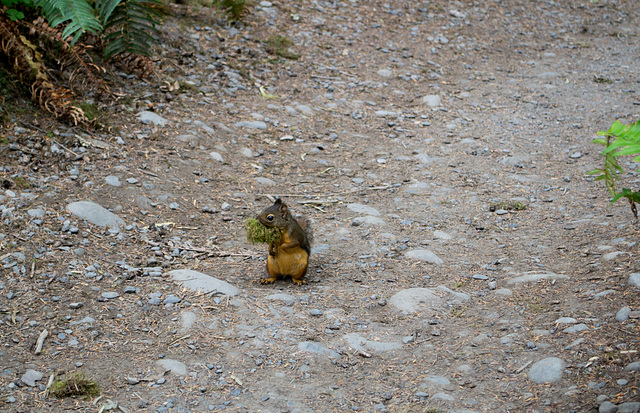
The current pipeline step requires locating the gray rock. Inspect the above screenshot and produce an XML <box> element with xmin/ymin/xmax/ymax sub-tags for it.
<box><xmin>138</xmin><ymin>111</ymin><xmax>168</xmax><ymax>126</ymax></box>
<box><xmin>180</xmin><ymin>311</ymin><xmax>197</xmax><ymax>333</ymax></box>
<box><xmin>254</xmin><ymin>177</ymin><xmax>276</xmax><ymax>186</ymax></box>
<box><xmin>163</xmin><ymin>295</ymin><xmax>182</xmax><ymax>305</ymax></box>
<box><xmin>430</xmin><ymin>392</ymin><xmax>454</xmax><ymax>402</ymax></box>
<box><xmin>209</xmin><ymin>152</ymin><xmax>224</xmax><ymax>162</ymax></box>
<box><xmin>347</xmin><ymin>203</ymin><xmax>381</xmax><ymax>216</ymax></box>
<box><xmin>405</xmin><ymin>249</ymin><xmax>443</xmax><ymax>265</ymax></box>
<box><xmin>377</xmin><ymin>69</ymin><xmax>393</xmax><ymax>77</ymax></box>
<box><xmin>425</xmin><ymin>375</ymin><xmax>451</xmax><ymax>386</ymax></box>
<box><xmin>240</xmin><ymin>147</ymin><xmax>253</xmax><ymax>158</ymax></box>
<box><xmin>616</xmin><ymin>307</ymin><xmax>631</xmax><ymax>322</ymax></box>
<box><xmin>433</xmin><ymin>230</ymin><xmax>452</xmax><ymax>240</ymax></box>
<box><xmin>624</xmin><ymin>361</ymin><xmax>640</xmax><ymax>372</ymax></box>
<box><xmin>598</xmin><ymin>401</ymin><xmax>617</xmax><ymax>413</ymax></box>
<box><xmin>617</xmin><ymin>403</ymin><xmax>640</xmax><ymax>413</ymax></box>
<box><xmin>422</xmin><ymin>95</ymin><xmax>441</xmax><ymax>107</ymax></box>
<box><xmin>101</xmin><ymin>292</ymin><xmax>119</xmax><ymax>299</ymax></box>
<box><xmin>472</xmin><ymin>274</ymin><xmax>488</xmax><ymax>280</ymax></box>
<box><xmin>405</xmin><ymin>181</ymin><xmax>431</xmax><ymax>194</ymax></box>
<box><xmin>66</xmin><ymin>201</ymin><xmax>125</xmax><ymax>228</ymax></box>
<box><xmin>563</xmin><ymin>323</ymin><xmax>589</xmax><ymax>333</ymax></box>
<box><xmin>389</xmin><ymin>288</ymin><xmax>443</xmax><ymax>313</ymax></box>
<box><xmin>235</xmin><ymin>121</ymin><xmax>267</xmax><ymax>130</ymax></box>
<box><xmin>528</xmin><ymin>357</ymin><xmax>565</xmax><ymax>383</ymax></box>
<box><xmin>298</xmin><ymin>341</ymin><xmax>340</xmax><ymax>358</ymax></box>
<box><xmin>295</xmin><ymin>104</ymin><xmax>314</xmax><ymax>115</ymax></box>
<box><xmin>21</xmin><ymin>369</ymin><xmax>44</xmax><ymax>387</ymax></box>
<box><xmin>104</xmin><ymin>176</ymin><xmax>121</xmax><ymax>187</ymax></box>
<box><xmin>267</xmin><ymin>294</ymin><xmax>297</xmax><ymax>306</ymax></box>
<box><xmin>343</xmin><ymin>333</ymin><xmax>402</xmax><ymax>353</ymax></box>
<box><xmin>70</xmin><ymin>316</ymin><xmax>96</xmax><ymax>325</ymax></box>
<box><xmin>27</xmin><ymin>208</ymin><xmax>45</xmax><ymax>218</ymax></box>
<box><xmin>353</xmin><ymin>216</ymin><xmax>385</xmax><ymax>226</ymax></box>
<box><xmin>156</xmin><ymin>359</ymin><xmax>187</xmax><ymax>376</ymax></box>
<box><xmin>555</xmin><ymin>317</ymin><xmax>577</xmax><ymax>324</ymax></box>
<box><xmin>629</xmin><ymin>273</ymin><xmax>640</xmax><ymax>287</ymax></box>
<box><xmin>506</xmin><ymin>272</ymin><xmax>568</xmax><ymax>285</ymax></box>
<box><xmin>168</xmin><ymin>269</ymin><xmax>239</xmax><ymax>296</ymax></box>
<box><xmin>603</xmin><ymin>251</ymin><xmax>626</xmax><ymax>261</ymax></box>
<box><xmin>375</xmin><ymin>110</ymin><xmax>398</xmax><ymax>118</ymax></box>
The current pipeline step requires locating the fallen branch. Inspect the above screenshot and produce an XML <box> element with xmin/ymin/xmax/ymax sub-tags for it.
<box><xmin>35</xmin><ymin>328</ymin><xmax>49</xmax><ymax>355</ymax></box>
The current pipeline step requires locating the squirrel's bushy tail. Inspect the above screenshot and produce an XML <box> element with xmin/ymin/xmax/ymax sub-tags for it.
<box><xmin>295</xmin><ymin>215</ymin><xmax>313</xmax><ymax>247</ymax></box>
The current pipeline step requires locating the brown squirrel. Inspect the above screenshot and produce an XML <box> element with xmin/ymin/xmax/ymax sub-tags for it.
<box><xmin>256</xmin><ymin>198</ymin><xmax>312</xmax><ymax>285</ymax></box>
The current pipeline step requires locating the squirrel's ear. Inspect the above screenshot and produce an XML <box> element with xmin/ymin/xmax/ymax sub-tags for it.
<box><xmin>274</xmin><ymin>198</ymin><xmax>282</xmax><ymax>206</ymax></box>
<box><xmin>279</xmin><ymin>201</ymin><xmax>289</xmax><ymax>217</ymax></box>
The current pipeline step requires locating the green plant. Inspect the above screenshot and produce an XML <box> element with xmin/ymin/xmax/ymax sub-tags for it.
<box><xmin>589</xmin><ymin>120</ymin><xmax>640</xmax><ymax>218</ymax></box>
<box><xmin>246</xmin><ymin>218</ymin><xmax>281</xmax><ymax>244</ymax></box>
<box><xmin>49</xmin><ymin>371</ymin><xmax>101</xmax><ymax>399</ymax></box>
<box><xmin>213</xmin><ymin>0</ymin><xmax>249</xmax><ymax>21</ymax></box>
<box><xmin>31</xmin><ymin>0</ymin><xmax>161</xmax><ymax>57</ymax></box>
<box><xmin>265</xmin><ymin>34</ymin><xmax>300</xmax><ymax>60</ymax></box>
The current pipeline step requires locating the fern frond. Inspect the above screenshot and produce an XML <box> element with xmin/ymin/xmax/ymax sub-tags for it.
<box><xmin>34</xmin><ymin>0</ymin><xmax>103</xmax><ymax>44</ymax></box>
<box><xmin>94</xmin><ymin>0</ymin><xmax>122</xmax><ymax>25</ymax></box>
<box><xmin>103</xmin><ymin>0</ymin><xmax>160</xmax><ymax>58</ymax></box>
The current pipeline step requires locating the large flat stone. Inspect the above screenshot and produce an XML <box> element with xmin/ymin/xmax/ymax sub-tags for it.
<box><xmin>389</xmin><ymin>288</ymin><xmax>443</xmax><ymax>313</ymax></box>
<box><xmin>66</xmin><ymin>201</ymin><xmax>125</xmax><ymax>228</ymax></box>
<box><xmin>169</xmin><ymin>269</ymin><xmax>239</xmax><ymax>296</ymax></box>
<box><xmin>506</xmin><ymin>272</ymin><xmax>568</xmax><ymax>285</ymax></box>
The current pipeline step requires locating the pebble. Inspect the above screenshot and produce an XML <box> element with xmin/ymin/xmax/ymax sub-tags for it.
<box><xmin>21</xmin><ymin>369</ymin><xmax>44</xmax><ymax>387</ymax></box>
<box><xmin>472</xmin><ymin>274</ymin><xmax>488</xmax><ymax>280</ymax></box>
<box><xmin>528</xmin><ymin>357</ymin><xmax>565</xmax><ymax>383</ymax></box>
<box><xmin>352</xmin><ymin>216</ymin><xmax>385</xmax><ymax>226</ymax></box>
<box><xmin>624</xmin><ymin>361</ymin><xmax>640</xmax><ymax>372</ymax></box>
<box><xmin>156</xmin><ymin>359</ymin><xmax>188</xmax><ymax>376</ymax></box>
<box><xmin>555</xmin><ymin>317</ymin><xmax>577</xmax><ymax>324</ymax></box>
<box><xmin>377</xmin><ymin>69</ymin><xmax>393</xmax><ymax>77</ymax></box>
<box><xmin>422</xmin><ymin>95</ymin><xmax>441</xmax><ymax>107</ymax></box>
<box><xmin>563</xmin><ymin>323</ymin><xmax>589</xmax><ymax>333</ymax></box>
<box><xmin>506</xmin><ymin>272</ymin><xmax>568</xmax><ymax>285</ymax></box>
<box><xmin>235</xmin><ymin>121</ymin><xmax>268</xmax><ymax>130</ymax></box>
<box><xmin>105</xmin><ymin>176</ymin><xmax>121</xmax><ymax>187</ymax></box>
<box><xmin>433</xmin><ymin>230</ymin><xmax>452</xmax><ymax>240</ymax></box>
<box><xmin>616</xmin><ymin>307</ymin><xmax>631</xmax><ymax>322</ymax></box>
<box><xmin>168</xmin><ymin>269</ymin><xmax>239</xmax><ymax>296</ymax></box>
<box><xmin>297</xmin><ymin>341</ymin><xmax>340</xmax><ymax>358</ymax></box>
<box><xmin>69</xmin><ymin>302</ymin><xmax>84</xmax><ymax>309</ymax></box>
<box><xmin>138</xmin><ymin>111</ymin><xmax>168</xmax><ymax>126</ymax></box>
<box><xmin>102</xmin><ymin>292</ymin><xmax>120</xmax><ymax>299</ymax></box>
<box><xmin>347</xmin><ymin>203</ymin><xmax>381</xmax><ymax>216</ymax></box>
<box><xmin>629</xmin><ymin>273</ymin><xmax>640</xmax><ymax>287</ymax></box>
<box><xmin>598</xmin><ymin>401</ymin><xmax>616</xmax><ymax>413</ymax></box>
<box><xmin>389</xmin><ymin>288</ymin><xmax>443</xmax><ymax>313</ymax></box>
<box><xmin>210</xmin><ymin>152</ymin><xmax>224</xmax><ymax>162</ymax></box>
<box><xmin>405</xmin><ymin>249</ymin><xmax>443</xmax><ymax>265</ymax></box>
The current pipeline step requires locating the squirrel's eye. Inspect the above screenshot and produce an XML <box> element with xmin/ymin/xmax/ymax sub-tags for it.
<box><xmin>267</xmin><ymin>214</ymin><xmax>274</xmax><ymax>221</ymax></box>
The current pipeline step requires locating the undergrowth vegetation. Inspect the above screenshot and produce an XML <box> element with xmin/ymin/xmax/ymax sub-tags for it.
<box><xmin>0</xmin><ymin>0</ymin><xmax>250</xmax><ymax>124</ymax></box>
<box><xmin>589</xmin><ymin>119</ymin><xmax>640</xmax><ymax>218</ymax></box>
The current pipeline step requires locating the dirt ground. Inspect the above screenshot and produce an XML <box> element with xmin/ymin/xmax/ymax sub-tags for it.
<box><xmin>1</xmin><ymin>0</ymin><xmax>639</xmax><ymax>412</ymax></box>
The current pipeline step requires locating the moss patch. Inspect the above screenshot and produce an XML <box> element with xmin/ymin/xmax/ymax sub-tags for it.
<box><xmin>246</xmin><ymin>218</ymin><xmax>281</xmax><ymax>244</ymax></box>
<box><xmin>265</xmin><ymin>35</ymin><xmax>300</xmax><ymax>60</ymax></box>
<box><xmin>49</xmin><ymin>371</ymin><xmax>101</xmax><ymax>399</ymax></box>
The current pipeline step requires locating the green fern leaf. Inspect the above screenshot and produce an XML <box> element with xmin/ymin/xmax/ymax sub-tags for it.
<box><xmin>35</xmin><ymin>0</ymin><xmax>103</xmax><ymax>44</ymax></box>
<box><xmin>103</xmin><ymin>0</ymin><xmax>160</xmax><ymax>58</ymax></box>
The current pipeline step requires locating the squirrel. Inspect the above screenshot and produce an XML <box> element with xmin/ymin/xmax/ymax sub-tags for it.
<box><xmin>256</xmin><ymin>198</ymin><xmax>313</xmax><ymax>285</ymax></box>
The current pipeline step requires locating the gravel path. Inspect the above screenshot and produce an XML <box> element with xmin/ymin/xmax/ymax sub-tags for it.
<box><xmin>1</xmin><ymin>1</ymin><xmax>639</xmax><ymax>412</ymax></box>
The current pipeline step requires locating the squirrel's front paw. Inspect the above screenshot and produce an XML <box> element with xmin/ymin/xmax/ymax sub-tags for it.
<box><xmin>292</xmin><ymin>278</ymin><xmax>307</xmax><ymax>286</ymax></box>
<box><xmin>260</xmin><ymin>277</ymin><xmax>277</xmax><ymax>284</ymax></box>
